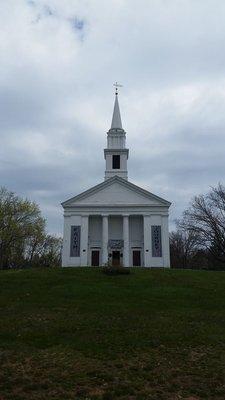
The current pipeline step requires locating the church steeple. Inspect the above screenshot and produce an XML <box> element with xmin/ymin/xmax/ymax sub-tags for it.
<box><xmin>104</xmin><ymin>88</ymin><xmax>129</xmax><ymax>180</ymax></box>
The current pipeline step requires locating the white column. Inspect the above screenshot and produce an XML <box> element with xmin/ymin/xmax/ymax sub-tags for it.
<box><xmin>162</xmin><ymin>215</ymin><xmax>170</xmax><ymax>268</ymax></box>
<box><xmin>62</xmin><ymin>215</ymin><xmax>70</xmax><ymax>267</ymax></box>
<box><xmin>123</xmin><ymin>214</ymin><xmax>129</xmax><ymax>267</ymax></box>
<box><xmin>80</xmin><ymin>215</ymin><xmax>89</xmax><ymax>266</ymax></box>
<box><xmin>143</xmin><ymin>215</ymin><xmax>151</xmax><ymax>267</ymax></box>
<box><xmin>102</xmin><ymin>214</ymin><xmax>109</xmax><ymax>265</ymax></box>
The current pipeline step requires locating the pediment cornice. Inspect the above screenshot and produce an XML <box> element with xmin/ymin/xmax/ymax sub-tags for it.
<box><xmin>62</xmin><ymin>176</ymin><xmax>171</xmax><ymax>208</ymax></box>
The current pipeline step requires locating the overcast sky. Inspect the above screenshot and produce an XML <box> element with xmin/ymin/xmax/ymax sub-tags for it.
<box><xmin>1</xmin><ymin>0</ymin><xmax>225</xmax><ymax>235</ymax></box>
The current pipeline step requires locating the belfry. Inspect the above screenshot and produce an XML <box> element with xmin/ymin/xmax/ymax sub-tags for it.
<box><xmin>61</xmin><ymin>89</ymin><xmax>171</xmax><ymax>267</ymax></box>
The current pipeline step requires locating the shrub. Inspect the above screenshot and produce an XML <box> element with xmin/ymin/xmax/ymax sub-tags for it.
<box><xmin>102</xmin><ymin>266</ymin><xmax>131</xmax><ymax>275</ymax></box>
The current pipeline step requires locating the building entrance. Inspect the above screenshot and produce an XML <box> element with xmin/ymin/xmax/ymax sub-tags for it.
<box><xmin>133</xmin><ymin>250</ymin><xmax>141</xmax><ymax>266</ymax></box>
<box><xmin>91</xmin><ymin>250</ymin><xmax>100</xmax><ymax>266</ymax></box>
<box><xmin>112</xmin><ymin>251</ymin><xmax>120</xmax><ymax>267</ymax></box>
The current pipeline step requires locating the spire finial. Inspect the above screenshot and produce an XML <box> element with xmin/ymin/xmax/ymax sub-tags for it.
<box><xmin>113</xmin><ymin>82</ymin><xmax>123</xmax><ymax>96</ymax></box>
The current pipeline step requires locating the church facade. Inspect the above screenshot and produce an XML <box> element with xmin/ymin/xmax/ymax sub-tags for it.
<box><xmin>61</xmin><ymin>92</ymin><xmax>171</xmax><ymax>268</ymax></box>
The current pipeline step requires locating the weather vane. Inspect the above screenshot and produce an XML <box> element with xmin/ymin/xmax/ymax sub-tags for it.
<box><xmin>113</xmin><ymin>82</ymin><xmax>123</xmax><ymax>95</ymax></box>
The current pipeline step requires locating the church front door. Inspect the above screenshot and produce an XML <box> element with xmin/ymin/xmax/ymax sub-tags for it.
<box><xmin>91</xmin><ymin>250</ymin><xmax>100</xmax><ymax>266</ymax></box>
<box><xmin>112</xmin><ymin>251</ymin><xmax>120</xmax><ymax>267</ymax></box>
<box><xmin>133</xmin><ymin>250</ymin><xmax>141</xmax><ymax>266</ymax></box>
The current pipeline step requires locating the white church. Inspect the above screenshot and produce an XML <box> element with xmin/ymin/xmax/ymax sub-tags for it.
<box><xmin>61</xmin><ymin>89</ymin><xmax>171</xmax><ymax>268</ymax></box>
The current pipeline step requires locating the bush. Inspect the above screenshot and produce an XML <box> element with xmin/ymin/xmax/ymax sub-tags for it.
<box><xmin>102</xmin><ymin>266</ymin><xmax>131</xmax><ymax>275</ymax></box>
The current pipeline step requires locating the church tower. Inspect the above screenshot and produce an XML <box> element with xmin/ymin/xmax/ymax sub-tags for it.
<box><xmin>104</xmin><ymin>90</ymin><xmax>129</xmax><ymax>180</ymax></box>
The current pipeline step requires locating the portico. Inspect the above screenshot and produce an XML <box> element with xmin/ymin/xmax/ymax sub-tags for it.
<box><xmin>90</xmin><ymin>213</ymin><xmax>132</xmax><ymax>267</ymax></box>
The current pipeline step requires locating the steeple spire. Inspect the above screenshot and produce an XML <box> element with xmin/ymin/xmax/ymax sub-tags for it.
<box><xmin>111</xmin><ymin>94</ymin><xmax>122</xmax><ymax>129</ymax></box>
<box><xmin>111</xmin><ymin>82</ymin><xmax>123</xmax><ymax>130</ymax></box>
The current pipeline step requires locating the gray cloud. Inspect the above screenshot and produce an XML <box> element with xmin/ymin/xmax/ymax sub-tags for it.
<box><xmin>1</xmin><ymin>0</ymin><xmax>225</xmax><ymax>235</ymax></box>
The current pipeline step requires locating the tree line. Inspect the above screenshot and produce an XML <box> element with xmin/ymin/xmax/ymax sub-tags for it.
<box><xmin>0</xmin><ymin>187</ymin><xmax>62</xmax><ymax>269</ymax></box>
<box><xmin>170</xmin><ymin>183</ymin><xmax>225</xmax><ymax>270</ymax></box>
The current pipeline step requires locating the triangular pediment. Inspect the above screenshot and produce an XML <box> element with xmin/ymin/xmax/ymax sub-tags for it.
<box><xmin>62</xmin><ymin>176</ymin><xmax>171</xmax><ymax>208</ymax></box>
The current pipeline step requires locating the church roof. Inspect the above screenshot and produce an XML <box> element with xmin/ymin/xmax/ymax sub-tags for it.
<box><xmin>111</xmin><ymin>94</ymin><xmax>122</xmax><ymax>129</ymax></box>
<box><xmin>61</xmin><ymin>176</ymin><xmax>171</xmax><ymax>208</ymax></box>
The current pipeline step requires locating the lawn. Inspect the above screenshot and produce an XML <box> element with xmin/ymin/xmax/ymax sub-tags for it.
<box><xmin>0</xmin><ymin>268</ymin><xmax>225</xmax><ymax>400</ymax></box>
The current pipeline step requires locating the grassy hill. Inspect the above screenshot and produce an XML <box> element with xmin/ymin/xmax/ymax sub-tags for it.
<box><xmin>0</xmin><ymin>268</ymin><xmax>225</xmax><ymax>400</ymax></box>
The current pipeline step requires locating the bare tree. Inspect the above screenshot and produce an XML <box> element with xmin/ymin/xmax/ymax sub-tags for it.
<box><xmin>39</xmin><ymin>235</ymin><xmax>62</xmax><ymax>267</ymax></box>
<box><xmin>180</xmin><ymin>183</ymin><xmax>225</xmax><ymax>266</ymax></box>
<box><xmin>170</xmin><ymin>227</ymin><xmax>199</xmax><ymax>268</ymax></box>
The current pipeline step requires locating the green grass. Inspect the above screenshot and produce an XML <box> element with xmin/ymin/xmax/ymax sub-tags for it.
<box><xmin>0</xmin><ymin>268</ymin><xmax>225</xmax><ymax>399</ymax></box>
